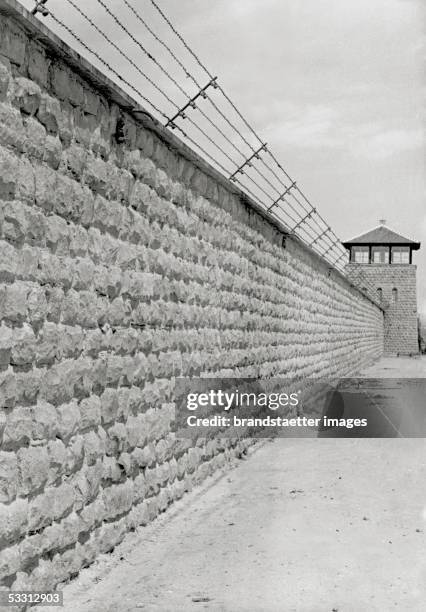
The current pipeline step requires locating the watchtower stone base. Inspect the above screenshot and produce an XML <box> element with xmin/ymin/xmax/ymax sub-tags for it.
<box><xmin>346</xmin><ymin>263</ymin><xmax>419</xmax><ymax>356</ymax></box>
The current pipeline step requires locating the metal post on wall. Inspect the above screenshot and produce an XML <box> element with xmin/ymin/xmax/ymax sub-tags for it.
<box><xmin>165</xmin><ymin>77</ymin><xmax>218</xmax><ymax>129</ymax></box>
<box><xmin>229</xmin><ymin>143</ymin><xmax>267</xmax><ymax>181</ymax></box>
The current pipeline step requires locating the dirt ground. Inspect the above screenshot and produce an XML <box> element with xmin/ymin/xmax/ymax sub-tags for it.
<box><xmin>40</xmin><ymin>357</ymin><xmax>426</xmax><ymax>612</ymax></box>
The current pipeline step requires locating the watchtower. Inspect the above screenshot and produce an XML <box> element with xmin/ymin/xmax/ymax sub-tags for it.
<box><xmin>342</xmin><ymin>221</ymin><xmax>421</xmax><ymax>356</ymax></box>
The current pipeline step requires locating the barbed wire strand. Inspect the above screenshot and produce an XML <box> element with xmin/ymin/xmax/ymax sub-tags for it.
<box><xmin>49</xmin><ymin>1</ymin><xmax>357</xmax><ymax>277</ymax></box>
<box><xmin>58</xmin><ymin>1</ymin><xmax>297</xmax><ymax>215</ymax></box>
<box><xmin>147</xmin><ymin>0</ymin><xmax>348</xmax><ymax>253</ymax></box>
<box><xmin>70</xmin><ymin>0</ymin><xmax>339</xmax><ymax>256</ymax></box>
<box><xmin>123</xmin><ymin>0</ymin><xmax>264</xmax><ymax>160</ymax></box>
<box><xmin>123</xmin><ymin>0</ymin><xmax>198</xmax><ymax>86</ymax></box>
<box><xmin>89</xmin><ymin>0</ymin><xmax>298</xmax><ymax>208</ymax></box>
<box><xmin>103</xmin><ymin>0</ymin><xmax>310</xmax><ymax>213</ymax></box>
<box><xmin>113</xmin><ymin>0</ymin><xmax>258</xmax><ymax>167</ymax></box>
<box><xmin>95</xmin><ymin>0</ymin><xmax>195</xmax><ymax>103</ymax></box>
<box><xmin>47</xmin><ymin>9</ymin><xmax>168</xmax><ymax>120</ymax></box>
<box><xmin>61</xmin><ymin>0</ymin><xmax>255</xmax><ymax>180</ymax></box>
<box><xmin>64</xmin><ymin>0</ymin><xmax>179</xmax><ymax>112</ymax></box>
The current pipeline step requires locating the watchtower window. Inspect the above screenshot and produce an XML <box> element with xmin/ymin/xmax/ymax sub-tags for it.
<box><xmin>391</xmin><ymin>246</ymin><xmax>409</xmax><ymax>264</ymax></box>
<box><xmin>371</xmin><ymin>246</ymin><xmax>389</xmax><ymax>264</ymax></box>
<box><xmin>377</xmin><ymin>288</ymin><xmax>383</xmax><ymax>301</ymax></box>
<box><xmin>392</xmin><ymin>288</ymin><xmax>398</xmax><ymax>303</ymax></box>
<box><xmin>352</xmin><ymin>246</ymin><xmax>369</xmax><ymax>263</ymax></box>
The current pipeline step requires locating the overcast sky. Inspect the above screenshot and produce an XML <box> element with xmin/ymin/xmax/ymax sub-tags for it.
<box><xmin>23</xmin><ymin>0</ymin><xmax>426</xmax><ymax>312</ymax></box>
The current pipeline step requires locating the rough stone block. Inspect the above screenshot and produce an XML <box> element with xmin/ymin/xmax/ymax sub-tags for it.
<box><xmin>102</xmin><ymin>455</ymin><xmax>122</xmax><ymax>483</ymax></box>
<box><xmin>17</xmin><ymin>446</ymin><xmax>49</xmax><ymax>496</ymax></box>
<box><xmin>1</xmin><ymin>199</ymin><xmax>27</xmax><ymax>243</ymax></box>
<box><xmin>45</xmin><ymin>286</ymin><xmax>64</xmax><ymax>323</ymax></box>
<box><xmin>43</xmin><ymin>135</ymin><xmax>62</xmax><ymax>170</ymax></box>
<box><xmin>28</xmin><ymin>41</ymin><xmax>49</xmax><ymax>88</ymax></box>
<box><xmin>83</xmin><ymin>87</ymin><xmax>100</xmax><ymax>116</ymax></box>
<box><xmin>79</xmin><ymin>396</ymin><xmax>101</xmax><ymax>430</ymax></box>
<box><xmin>132</xmin><ymin>443</ymin><xmax>155</xmax><ymax>469</ymax></box>
<box><xmin>12</xmin><ymin>77</ymin><xmax>41</xmax><ymax>115</ymax></box>
<box><xmin>0</xmin><ymin>243</ymin><xmax>17</xmax><ymax>283</ymax></box>
<box><xmin>53</xmin><ymin>174</ymin><xmax>82</xmax><ymax>221</ymax></box>
<box><xmin>79</xmin><ymin>497</ymin><xmax>105</xmax><ymax>532</ymax></box>
<box><xmin>73</xmin><ymin>107</ymin><xmax>97</xmax><ymax>148</ymax></box>
<box><xmin>27</xmin><ymin>490</ymin><xmax>54</xmax><ymax>533</ymax></box>
<box><xmin>0</xmin><ymin>20</ymin><xmax>26</xmax><ymax>66</ymax></box>
<box><xmin>10</xmin><ymin>323</ymin><xmax>36</xmax><ymax>366</ymax></box>
<box><xmin>102</xmin><ymin>481</ymin><xmax>133</xmax><ymax>519</ymax></box>
<box><xmin>0</xmin><ymin>282</ymin><xmax>28</xmax><ymax>323</ymax></box>
<box><xmin>39</xmin><ymin>360</ymin><xmax>76</xmax><ymax>405</ymax></box>
<box><xmin>73</xmin><ymin>460</ymin><xmax>103</xmax><ymax>509</ymax></box>
<box><xmin>37</xmin><ymin>93</ymin><xmax>60</xmax><ymax>135</ymax></box>
<box><xmin>0</xmin><ymin>56</ymin><xmax>11</xmax><ymax>102</ymax></box>
<box><xmin>100</xmin><ymin>388</ymin><xmax>119</xmax><ymax>425</ymax></box>
<box><xmin>135</xmin><ymin>127</ymin><xmax>154</xmax><ymax>157</ymax></box>
<box><xmin>47</xmin><ymin>439</ymin><xmax>67</xmax><ymax>483</ymax></box>
<box><xmin>0</xmin><ymin>543</ymin><xmax>20</xmax><ymax>580</ymax></box>
<box><xmin>63</xmin><ymin>143</ymin><xmax>87</xmax><ymax>180</ymax></box>
<box><xmin>0</xmin><ymin>451</ymin><xmax>18</xmax><ymax>502</ymax></box>
<box><xmin>83</xmin><ymin>429</ymin><xmax>105</xmax><ymax>466</ymax></box>
<box><xmin>126</xmin><ymin>500</ymin><xmax>149</xmax><ymax>529</ymax></box>
<box><xmin>0</xmin><ymin>321</ymin><xmax>12</xmax><ymax>364</ymax></box>
<box><xmin>27</xmin><ymin>285</ymin><xmax>48</xmax><ymax>325</ymax></box>
<box><xmin>49</xmin><ymin>483</ymin><xmax>75</xmax><ymax>521</ymax></box>
<box><xmin>2</xmin><ymin>405</ymin><xmax>32</xmax><ymax>448</ymax></box>
<box><xmin>56</xmin><ymin>400</ymin><xmax>80</xmax><ymax>441</ymax></box>
<box><xmin>35</xmin><ymin>164</ymin><xmax>57</xmax><ymax>212</ymax></box>
<box><xmin>0</xmin><ymin>147</ymin><xmax>18</xmax><ymax>198</ymax></box>
<box><xmin>94</xmin><ymin>518</ymin><xmax>127</xmax><ymax>554</ymax></box>
<box><xmin>65</xmin><ymin>435</ymin><xmax>84</xmax><ymax>476</ymax></box>
<box><xmin>132</xmin><ymin>472</ymin><xmax>147</xmax><ymax>503</ymax></box>
<box><xmin>13</xmin><ymin>369</ymin><xmax>42</xmax><ymax>408</ymax></box>
<box><xmin>31</xmin><ymin>398</ymin><xmax>58</xmax><ymax>439</ymax></box>
<box><xmin>45</xmin><ymin>214</ymin><xmax>69</xmax><ymax>254</ymax></box>
<box><xmin>50</xmin><ymin>63</ymin><xmax>84</xmax><ymax>107</ymax></box>
<box><xmin>105</xmin><ymin>422</ymin><xmax>127</xmax><ymax>456</ymax></box>
<box><xmin>15</xmin><ymin>158</ymin><xmax>36</xmax><ymax>205</ymax></box>
<box><xmin>0</xmin><ymin>369</ymin><xmax>17</xmax><ymax>409</ymax></box>
<box><xmin>0</xmin><ymin>103</ymin><xmax>25</xmax><ymax>150</ymax></box>
<box><xmin>0</xmin><ymin>497</ymin><xmax>28</xmax><ymax>548</ymax></box>
<box><xmin>84</xmin><ymin>157</ymin><xmax>109</xmax><ymax>197</ymax></box>
<box><xmin>117</xmin><ymin>451</ymin><xmax>132</xmax><ymax>475</ymax></box>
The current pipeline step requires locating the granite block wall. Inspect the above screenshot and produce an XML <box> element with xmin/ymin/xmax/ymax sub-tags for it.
<box><xmin>0</xmin><ymin>3</ymin><xmax>384</xmax><ymax>595</ymax></box>
<box><xmin>346</xmin><ymin>263</ymin><xmax>418</xmax><ymax>355</ymax></box>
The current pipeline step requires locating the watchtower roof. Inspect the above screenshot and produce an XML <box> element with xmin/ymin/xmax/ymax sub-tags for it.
<box><xmin>342</xmin><ymin>225</ymin><xmax>420</xmax><ymax>249</ymax></box>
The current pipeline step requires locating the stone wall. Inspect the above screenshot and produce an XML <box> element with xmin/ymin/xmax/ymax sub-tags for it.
<box><xmin>419</xmin><ymin>314</ymin><xmax>426</xmax><ymax>353</ymax></box>
<box><xmin>346</xmin><ymin>263</ymin><xmax>418</xmax><ymax>355</ymax></box>
<box><xmin>0</xmin><ymin>2</ymin><xmax>384</xmax><ymax>594</ymax></box>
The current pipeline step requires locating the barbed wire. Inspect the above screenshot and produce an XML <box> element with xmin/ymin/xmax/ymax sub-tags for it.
<box><xmin>63</xmin><ymin>0</ymin><xmax>178</xmax><ymax>112</ymax></box>
<box><xmin>123</xmin><ymin>0</ymin><xmax>198</xmax><ymax>86</ymax></box>
<box><xmin>46</xmin><ymin>9</ymin><xmax>168</xmax><ymax>120</ymax></box>
<box><xmin>30</xmin><ymin>0</ymin><xmax>381</xmax><ymax>304</ymax></box>
<box><xmin>87</xmin><ymin>0</ymin><xmax>321</xmax><ymax>227</ymax></box>
<box><xmin>146</xmin><ymin>0</ymin><xmax>356</xmax><ymax>263</ymax></box>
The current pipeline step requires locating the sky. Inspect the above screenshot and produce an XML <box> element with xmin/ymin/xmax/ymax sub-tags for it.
<box><xmin>22</xmin><ymin>0</ymin><xmax>426</xmax><ymax>312</ymax></box>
